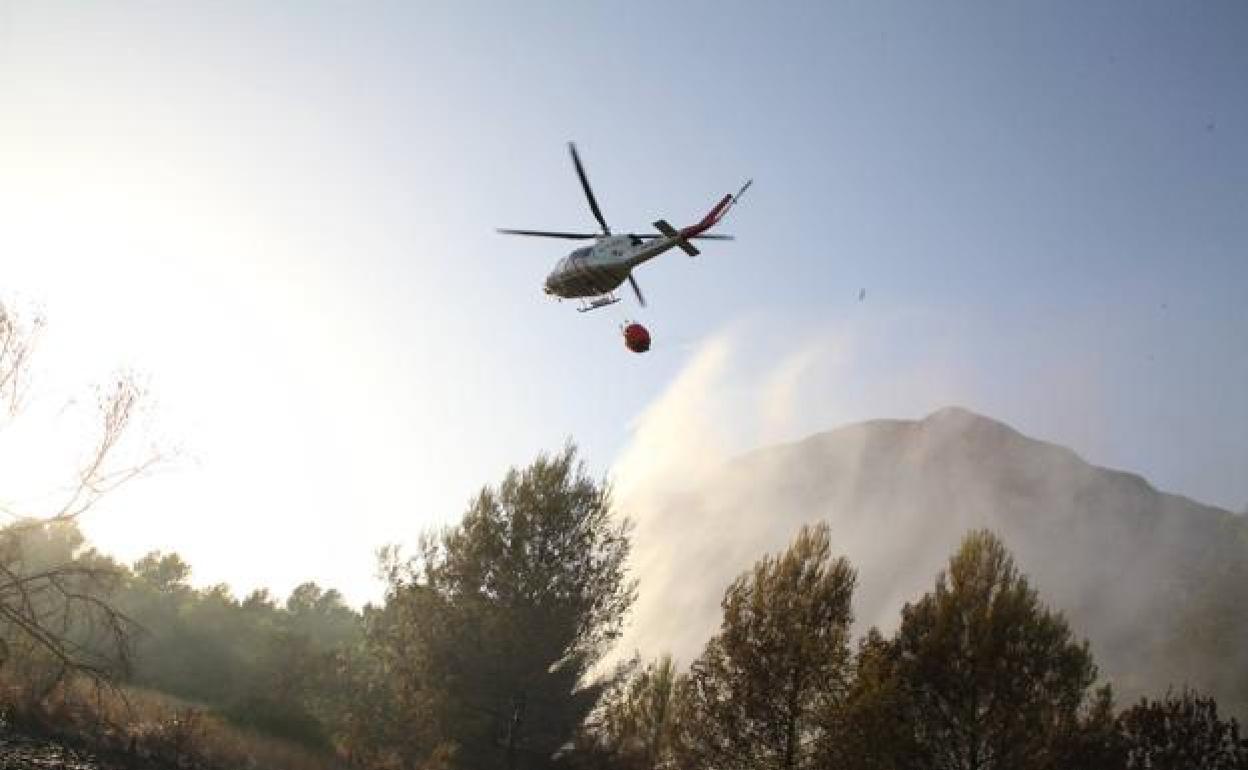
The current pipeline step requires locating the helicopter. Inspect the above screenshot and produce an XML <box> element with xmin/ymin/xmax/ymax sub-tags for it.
<box><xmin>498</xmin><ymin>143</ymin><xmax>751</xmax><ymax>312</ymax></box>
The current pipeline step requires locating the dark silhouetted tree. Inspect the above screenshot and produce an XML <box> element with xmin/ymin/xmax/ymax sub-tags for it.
<box><xmin>1118</xmin><ymin>689</ymin><xmax>1248</xmax><ymax>770</ymax></box>
<box><xmin>818</xmin><ymin>627</ymin><xmax>919</xmax><ymax>770</ymax></box>
<box><xmin>373</xmin><ymin>444</ymin><xmax>635</xmax><ymax>770</ymax></box>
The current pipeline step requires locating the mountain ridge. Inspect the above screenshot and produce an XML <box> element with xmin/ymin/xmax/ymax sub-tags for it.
<box><xmin>619</xmin><ymin>405</ymin><xmax>1248</xmax><ymax>716</ymax></box>
<box><xmin>748</xmin><ymin>406</ymin><xmax>1211</xmax><ymax>513</ymax></box>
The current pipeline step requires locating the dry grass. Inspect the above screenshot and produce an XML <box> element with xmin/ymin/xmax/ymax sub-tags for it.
<box><xmin>0</xmin><ymin>675</ymin><xmax>346</xmax><ymax>770</ymax></box>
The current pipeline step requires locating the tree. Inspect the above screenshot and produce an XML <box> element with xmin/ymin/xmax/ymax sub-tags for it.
<box><xmin>373</xmin><ymin>444</ymin><xmax>635</xmax><ymax>770</ymax></box>
<box><xmin>285</xmin><ymin>582</ymin><xmax>358</xmax><ymax>649</ymax></box>
<box><xmin>286</xmin><ymin>582</ymin><xmax>327</xmax><ymax>615</ymax></box>
<box><xmin>321</xmin><ymin>628</ymin><xmax>399</xmax><ymax>768</ymax></box>
<box><xmin>1117</xmin><ymin>689</ymin><xmax>1248</xmax><ymax>770</ymax></box>
<box><xmin>876</xmin><ymin>529</ymin><xmax>1101</xmax><ymax>770</ymax></box>
<box><xmin>677</xmin><ymin>523</ymin><xmax>856</xmax><ymax>770</ymax></box>
<box><xmin>581</xmin><ymin>654</ymin><xmax>684</xmax><ymax>770</ymax></box>
<box><xmin>119</xmin><ymin>555</ymin><xmax>364</xmax><ymax>747</ymax></box>
<box><xmin>0</xmin><ymin>304</ymin><xmax>157</xmax><ymax>698</ymax></box>
<box><xmin>133</xmin><ymin>552</ymin><xmax>192</xmax><ymax>594</ymax></box>
<box><xmin>819</xmin><ymin>627</ymin><xmax>919</xmax><ymax>770</ymax></box>
<box><xmin>242</xmin><ymin>588</ymin><xmax>277</xmax><ymax>612</ymax></box>
<box><xmin>0</xmin><ymin>518</ymin><xmax>129</xmax><ymax>702</ymax></box>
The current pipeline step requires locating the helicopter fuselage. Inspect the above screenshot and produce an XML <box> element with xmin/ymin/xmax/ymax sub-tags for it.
<box><xmin>543</xmin><ymin>235</ymin><xmax>677</xmax><ymax>300</ymax></box>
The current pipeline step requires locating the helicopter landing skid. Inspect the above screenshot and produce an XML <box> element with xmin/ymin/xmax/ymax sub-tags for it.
<box><xmin>577</xmin><ymin>295</ymin><xmax>621</xmax><ymax>313</ymax></box>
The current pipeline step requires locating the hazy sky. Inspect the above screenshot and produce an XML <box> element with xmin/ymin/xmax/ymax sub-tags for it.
<box><xmin>2</xmin><ymin>1</ymin><xmax>1244</xmax><ymax>604</ymax></box>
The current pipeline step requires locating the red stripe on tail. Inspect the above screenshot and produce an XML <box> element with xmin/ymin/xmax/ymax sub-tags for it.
<box><xmin>683</xmin><ymin>194</ymin><xmax>734</xmax><ymax>237</ymax></box>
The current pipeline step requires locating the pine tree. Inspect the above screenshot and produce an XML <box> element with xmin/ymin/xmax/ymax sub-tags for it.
<box><xmin>878</xmin><ymin>529</ymin><xmax>1100</xmax><ymax>770</ymax></box>
<box><xmin>1118</xmin><ymin>689</ymin><xmax>1248</xmax><ymax>770</ymax></box>
<box><xmin>584</xmin><ymin>654</ymin><xmax>684</xmax><ymax>770</ymax></box>
<box><xmin>677</xmin><ymin>523</ymin><xmax>856</xmax><ymax>770</ymax></box>
<box><xmin>374</xmin><ymin>445</ymin><xmax>635</xmax><ymax>769</ymax></box>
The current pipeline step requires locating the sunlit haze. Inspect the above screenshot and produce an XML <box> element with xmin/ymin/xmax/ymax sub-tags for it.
<box><xmin>2</xmin><ymin>1</ymin><xmax>1244</xmax><ymax>607</ymax></box>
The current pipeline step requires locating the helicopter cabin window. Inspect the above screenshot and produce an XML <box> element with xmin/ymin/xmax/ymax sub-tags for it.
<box><xmin>570</xmin><ymin>247</ymin><xmax>591</xmax><ymax>260</ymax></box>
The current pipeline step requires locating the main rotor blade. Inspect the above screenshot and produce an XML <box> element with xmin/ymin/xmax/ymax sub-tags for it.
<box><xmin>497</xmin><ymin>229</ymin><xmax>598</xmax><ymax>240</ymax></box>
<box><xmin>627</xmin><ymin>274</ymin><xmax>646</xmax><ymax>307</ymax></box>
<box><xmin>630</xmin><ymin>233</ymin><xmax>736</xmax><ymax>241</ymax></box>
<box><xmin>569</xmin><ymin>142</ymin><xmax>611</xmax><ymax>236</ymax></box>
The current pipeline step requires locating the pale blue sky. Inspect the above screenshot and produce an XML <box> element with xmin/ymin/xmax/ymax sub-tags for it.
<box><xmin>1</xmin><ymin>1</ymin><xmax>1244</xmax><ymax>601</ymax></box>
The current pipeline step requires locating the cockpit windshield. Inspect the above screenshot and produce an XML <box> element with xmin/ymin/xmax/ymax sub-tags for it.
<box><xmin>570</xmin><ymin>247</ymin><xmax>591</xmax><ymax>259</ymax></box>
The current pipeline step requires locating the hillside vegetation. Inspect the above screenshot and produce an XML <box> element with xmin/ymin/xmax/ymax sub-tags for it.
<box><xmin>2</xmin><ymin>444</ymin><xmax>1246</xmax><ymax>769</ymax></box>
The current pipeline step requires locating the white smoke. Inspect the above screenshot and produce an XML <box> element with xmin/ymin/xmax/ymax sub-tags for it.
<box><xmin>606</xmin><ymin>319</ymin><xmax>1247</xmax><ymax>716</ymax></box>
<box><xmin>608</xmin><ymin>318</ymin><xmax>958</xmax><ymax>664</ymax></box>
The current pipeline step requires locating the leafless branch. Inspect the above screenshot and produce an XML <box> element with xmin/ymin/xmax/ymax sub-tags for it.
<box><xmin>0</xmin><ymin>306</ymin><xmax>150</xmax><ymax>699</ymax></box>
<box><xmin>0</xmin><ymin>528</ymin><xmax>135</xmax><ymax>695</ymax></box>
<box><xmin>0</xmin><ymin>303</ymin><xmax>44</xmax><ymax>419</ymax></box>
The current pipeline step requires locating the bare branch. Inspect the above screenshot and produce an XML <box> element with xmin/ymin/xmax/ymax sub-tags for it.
<box><xmin>0</xmin><ymin>303</ymin><xmax>44</xmax><ymax>420</ymax></box>
<box><xmin>50</xmin><ymin>373</ymin><xmax>163</xmax><ymax>522</ymax></box>
<box><xmin>0</xmin><ymin>307</ymin><xmax>150</xmax><ymax>699</ymax></box>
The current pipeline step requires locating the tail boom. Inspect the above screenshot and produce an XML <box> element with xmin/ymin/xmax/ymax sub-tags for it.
<box><xmin>681</xmin><ymin>179</ymin><xmax>752</xmax><ymax>239</ymax></box>
<box><xmin>643</xmin><ymin>179</ymin><xmax>751</xmax><ymax>260</ymax></box>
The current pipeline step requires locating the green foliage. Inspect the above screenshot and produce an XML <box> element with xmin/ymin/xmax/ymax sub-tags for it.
<box><xmin>1117</xmin><ymin>689</ymin><xmax>1248</xmax><ymax>769</ymax></box>
<box><xmin>132</xmin><ymin>551</ymin><xmax>192</xmax><ymax>593</ymax></box>
<box><xmin>226</xmin><ymin>693</ymin><xmax>331</xmax><ymax>750</ymax></box>
<box><xmin>819</xmin><ymin>627</ymin><xmax>919</xmax><ymax>770</ymax></box>
<box><xmin>835</xmin><ymin>530</ymin><xmax>1102</xmax><ymax>770</ymax></box>
<box><xmin>317</xmin><ymin>635</ymin><xmax>398</xmax><ymax>767</ymax></box>
<box><xmin>113</xmin><ymin>551</ymin><xmax>364</xmax><ymax>752</ymax></box>
<box><xmin>1052</xmin><ymin>685</ymin><xmax>1125</xmax><ymax>770</ymax></box>
<box><xmin>9</xmin><ymin>424</ymin><xmax>1247</xmax><ymax>770</ymax></box>
<box><xmin>677</xmin><ymin>523</ymin><xmax>856</xmax><ymax>770</ymax></box>
<box><xmin>1162</xmin><ymin>515</ymin><xmax>1248</xmax><ymax>718</ymax></box>
<box><xmin>580</xmin><ymin>654</ymin><xmax>684</xmax><ymax>770</ymax></box>
<box><xmin>371</xmin><ymin>444</ymin><xmax>635</xmax><ymax>769</ymax></box>
<box><xmin>0</xmin><ymin>519</ymin><xmax>130</xmax><ymax>702</ymax></box>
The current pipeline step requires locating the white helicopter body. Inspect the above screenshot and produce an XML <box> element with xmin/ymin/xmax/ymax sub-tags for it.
<box><xmin>500</xmin><ymin>144</ymin><xmax>750</xmax><ymax>312</ymax></box>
